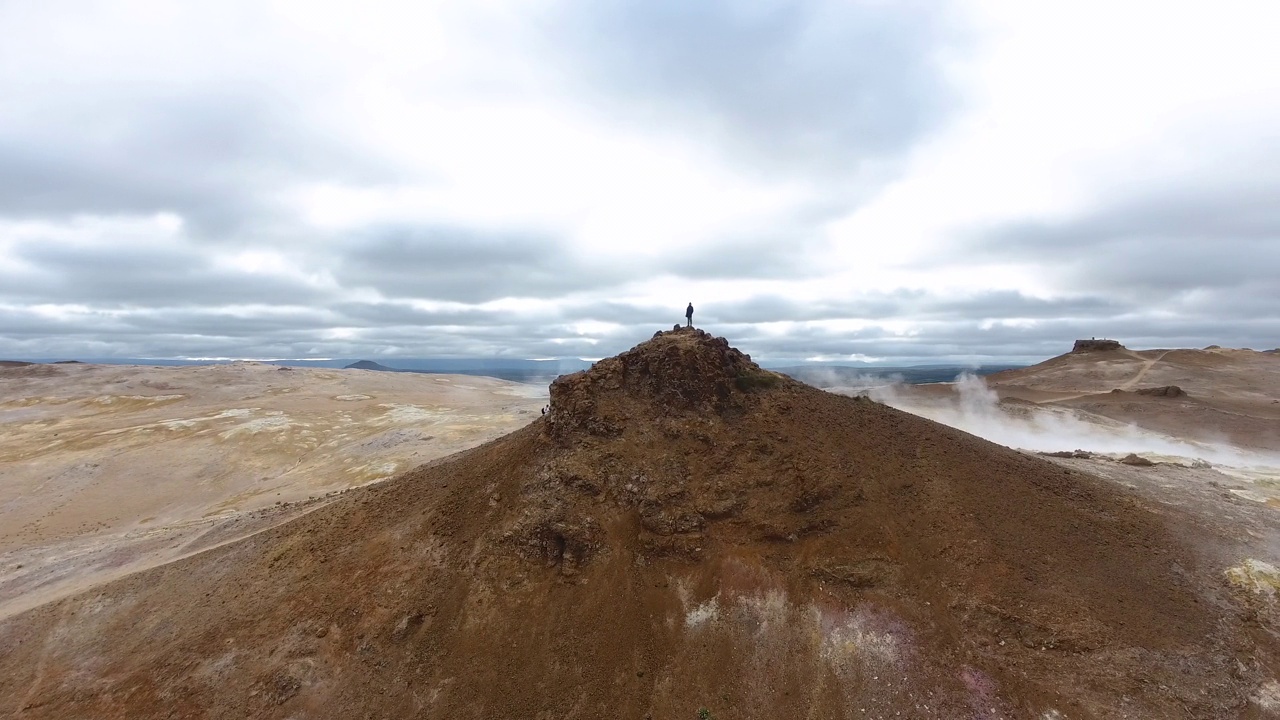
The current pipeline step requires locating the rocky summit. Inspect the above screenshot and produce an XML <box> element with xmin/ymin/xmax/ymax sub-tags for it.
<box><xmin>1</xmin><ymin>328</ymin><xmax>1275</xmax><ymax>719</ymax></box>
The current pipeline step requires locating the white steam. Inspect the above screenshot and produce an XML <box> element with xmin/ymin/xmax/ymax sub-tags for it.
<box><xmin>825</xmin><ymin>372</ymin><xmax>1279</xmax><ymax>470</ymax></box>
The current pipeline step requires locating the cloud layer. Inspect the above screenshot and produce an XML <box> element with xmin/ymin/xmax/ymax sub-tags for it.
<box><xmin>1</xmin><ymin>1</ymin><xmax>1276</xmax><ymax>362</ymax></box>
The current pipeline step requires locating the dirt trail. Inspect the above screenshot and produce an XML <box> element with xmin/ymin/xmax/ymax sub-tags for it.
<box><xmin>1026</xmin><ymin>349</ymin><xmax>1171</xmax><ymax>403</ymax></box>
<box><xmin>1119</xmin><ymin>350</ymin><xmax>1171</xmax><ymax>390</ymax></box>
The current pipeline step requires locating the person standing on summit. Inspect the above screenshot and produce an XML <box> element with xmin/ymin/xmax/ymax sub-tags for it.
<box><xmin>685</xmin><ymin>302</ymin><xmax>694</xmax><ymax>328</ymax></box>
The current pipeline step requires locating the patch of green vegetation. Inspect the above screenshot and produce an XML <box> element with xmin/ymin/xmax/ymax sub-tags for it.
<box><xmin>697</xmin><ymin>708</ymin><xmax>715</xmax><ymax>720</ymax></box>
<box><xmin>734</xmin><ymin>369</ymin><xmax>781</xmax><ymax>392</ymax></box>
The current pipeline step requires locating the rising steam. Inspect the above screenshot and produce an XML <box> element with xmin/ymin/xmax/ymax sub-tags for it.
<box><xmin>818</xmin><ymin>372</ymin><xmax>1278</xmax><ymax>470</ymax></box>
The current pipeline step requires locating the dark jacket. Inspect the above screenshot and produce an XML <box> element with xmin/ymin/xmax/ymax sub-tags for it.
<box><xmin>686</xmin><ymin>304</ymin><xmax>694</xmax><ymax>318</ymax></box>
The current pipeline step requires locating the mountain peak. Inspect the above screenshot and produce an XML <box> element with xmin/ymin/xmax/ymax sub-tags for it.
<box><xmin>546</xmin><ymin>327</ymin><xmax>787</xmax><ymax>440</ymax></box>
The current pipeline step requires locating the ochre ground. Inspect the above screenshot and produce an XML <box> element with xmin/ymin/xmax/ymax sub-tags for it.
<box><xmin>0</xmin><ymin>362</ymin><xmax>545</xmax><ymax>619</ymax></box>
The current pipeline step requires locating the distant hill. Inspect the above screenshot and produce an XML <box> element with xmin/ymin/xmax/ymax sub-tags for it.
<box><xmin>343</xmin><ymin>360</ymin><xmax>401</xmax><ymax>372</ymax></box>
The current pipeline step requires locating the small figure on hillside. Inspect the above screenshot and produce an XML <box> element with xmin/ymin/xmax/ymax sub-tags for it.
<box><xmin>685</xmin><ymin>302</ymin><xmax>694</xmax><ymax>328</ymax></box>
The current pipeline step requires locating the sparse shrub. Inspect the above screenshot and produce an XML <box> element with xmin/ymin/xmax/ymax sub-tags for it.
<box><xmin>697</xmin><ymin>708</ymin><xmax>715</xmax><ymax>720</ymax></box>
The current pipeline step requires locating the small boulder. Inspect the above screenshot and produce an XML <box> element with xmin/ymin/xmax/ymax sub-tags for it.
<box><xmin>1134</xmin><ymin>385</ymin><xmax>1185</xmax><ymax>398</ymax></box>
<box><xmin>1119</xmin><ymin>453</ymin><xmax>1155</xmax><ymax>467</ymax></box>
<box><xmin>1042</xmin><ymin>449</ymin><xmax>1093</xmax><ymax>459</ymax></box>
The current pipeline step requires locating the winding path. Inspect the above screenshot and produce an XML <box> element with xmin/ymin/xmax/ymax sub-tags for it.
<box><xmin>1119</xmin><ymin>350</ymin><xmax>1171</xmax><ymax>390</ymax></box>
<box><xmin>1026</xmin><ymin>350</ymin><xmax>1172</xmax><ymax>404</ymax></box>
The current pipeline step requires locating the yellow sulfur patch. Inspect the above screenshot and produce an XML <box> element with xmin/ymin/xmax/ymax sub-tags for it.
<box><xmin>1225</xmin><ymin>559</ymin><xmax>1280</xmax><ymax>595</ymax></box>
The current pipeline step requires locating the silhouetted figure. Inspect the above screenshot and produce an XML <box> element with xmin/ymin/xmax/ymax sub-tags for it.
<box><xmin>685</xmin><ymin>302</ymin><xmax>694</xmax><ymax>328</ymax></box>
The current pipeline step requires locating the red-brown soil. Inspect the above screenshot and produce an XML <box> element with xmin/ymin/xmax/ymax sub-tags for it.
<box><xmin>1</xmin><ymin>329</ymin><xmax>1276</xmax><ymax>718</ymax></box>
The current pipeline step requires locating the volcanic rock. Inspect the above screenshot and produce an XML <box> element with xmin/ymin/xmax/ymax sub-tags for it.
<box><xmin>1072</xmin><ymin>338</ymin><xmax>1124</xmax><ymax>353</ymax></box>
<box><xmin>1042</xmin><ymin>449</ymin><xmax>1094</xmax><ymax>459</ymax></box>
<box><xmin>0</xmin><ymin>329</ymin><xmax>1270</xmax><ymax>719</ymax></box>
<box><xmin>1119</xmin><ymin>453</ymin><xmax>1157</xmax><ymax>467</ymax></box>
<box><xmin>1134</xmin><ymin>385</ymin><xmax>1186</xmax><ymax>397</ymax></box>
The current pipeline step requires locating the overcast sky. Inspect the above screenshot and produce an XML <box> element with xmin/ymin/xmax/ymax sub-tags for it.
<box><xmin>2</xmin><ymin>1</ymin><xmax>1277</xmax><ymax>364</ymax></box>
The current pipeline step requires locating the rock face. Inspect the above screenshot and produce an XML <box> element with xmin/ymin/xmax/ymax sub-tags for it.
<box><xmin>0</xmin><ymin>330</ymin><xmax>1272</xmax><ymax>719</ymax></box>
<box><xmin>1072</xmin><ymin>338</ymin><xmax>1124</xmax><ymax>353</ymax></box>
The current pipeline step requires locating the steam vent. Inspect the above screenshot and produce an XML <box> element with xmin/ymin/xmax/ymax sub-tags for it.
<box><xmin>1</xmin><ymin>327</ymin><xmax>1273</xmax><ymax>718</ymax></box>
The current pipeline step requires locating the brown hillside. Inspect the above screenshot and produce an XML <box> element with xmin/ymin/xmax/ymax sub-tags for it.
<box><xmin>983</xmin><ymin>342</ymin><xmax>1280</xmax><ymax>450</ymax></box>
<box><xmin>0</xmin><ymin>328</ymin><xmax>1271</xmax><ymax>719</ymax></box>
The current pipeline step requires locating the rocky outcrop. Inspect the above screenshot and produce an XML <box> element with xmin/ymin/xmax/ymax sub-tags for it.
<box><xmin>1119</xmin><ymin>453</ymin><xmax>1156</xmax><ymax>466</ymax></box>
<box><xmin>1135</xmin><ymin>385</ymin><xmax>1186</xmax><ymax>398</ymax></box>
<box><xmin>1108</xmin><ymin>385</ymin><xmax>1188</xmax><ymax>398</ymax></box>
<box><xmin>1041</xmin><ymin>449</ymin><xmax>1094</xmax><ymax>459</ymax></box>
<box><xmin>1072</xmin><ymin>339</ymin><xmax>1124</xmax><ymax>353</ymax></box>
<box><xmin>546</xmin><ymin>326</ymin><xmax>784</xmax><ymax>441</ymax></box>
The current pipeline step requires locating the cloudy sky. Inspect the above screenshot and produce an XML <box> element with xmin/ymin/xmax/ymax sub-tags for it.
<box><xmin>1</xmin><ymin>1</ymin><xmax>1277</xmax><ymax>364</ymax></box>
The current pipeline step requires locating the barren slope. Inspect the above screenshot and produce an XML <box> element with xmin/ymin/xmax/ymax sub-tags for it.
<box><xmin>985</xmin><ymin>344</ymin><xmax>1280</xmax><ymax>451</ymax></box>
<box><xmin>2</xmin><ymin>329</ymin><xmax>1276</xmax><ymax>718</ymax></box>
<box><xmin>0</xmin><ymin>361</ymin><xmax>544</xmax><ymax>619</ymax></box>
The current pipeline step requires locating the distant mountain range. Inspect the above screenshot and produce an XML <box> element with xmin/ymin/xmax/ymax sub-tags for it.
<box><xmin>339</xmin><ymin>358</ymin><xmax>594</xmax><ymax>383</ymax></box>
<box><xmin>7</xmin><ymin>357</ymin><xmax>1024</xmax><ymax>386</ymax></box>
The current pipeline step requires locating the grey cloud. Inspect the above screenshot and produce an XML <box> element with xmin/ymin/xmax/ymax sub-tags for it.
<box><xmin>4</xmin><ymin>239</ymin><xmax>330</xmax><ymax>308</ymax></box>
<box><xmin>674</xmin><ymin>228</ymin><xmax>831</xmax><ymax>281</ymax></box>
<box><xmin>0</xmin><ymin>1</ymin><xmax>980</xmax><ymax>363</ymax></box>
<box><xmin>5</xmin><ymin>293</ymin><xmax>1276</xmax><ymax>362</ymax></box>
<box><xmin>335</xmin><ymin>227</ymin><xmax>627</xmax><ymax>303</ymax></box>
<box><xmin>1</xmin><ymin>3</ymin><xmax>1271</xmax><ymax>364</ymax></box>
<box><xmin>704</xmin><ymin>290</ymin><xmax>1124</xmax><ymax>325</ymax></box>
<box><xmin>112</xmin><ymin>309</ymin><xmax>340</xmax><ymax>337</ymax></box>
<box><xmin>328</xmin><ymin>302</ymin><xmax>519</xmax><ymax>329</ymax></box>
<box><xmin>547</xmin><ymin>0</ymin><xmax>965</xmax><ymax>176</ymax></box>
<box><xmin>721</xmin><ymin>314</ymin><xmax>1280</xmax><ymax>365</ymax></box>
<box><xmin>0</xmin><ymin>87</ymin><xmax>395</xmax><ymax>234</ymax></box>
<box><xmin>965</xmin><ymin>186</ymin><xmax>1280</xmax><ymax>296</ymax></box>
<box><xmin>931</xmin><ymin>291</ymin><xmax>1123</xmax><ymax>321</ymax></box>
